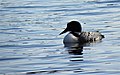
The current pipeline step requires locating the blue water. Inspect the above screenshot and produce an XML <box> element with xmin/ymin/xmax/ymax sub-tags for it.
<box><xmin>0</xmin><ymin>0</ymin><xmax>120</xmax><ymax>75</ymax></box>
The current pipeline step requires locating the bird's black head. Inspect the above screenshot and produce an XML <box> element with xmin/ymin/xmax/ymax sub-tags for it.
<box><xmin>60</xmin><ymin>21</ymin><xmax>82</xmax><ymax>35</ymax></box>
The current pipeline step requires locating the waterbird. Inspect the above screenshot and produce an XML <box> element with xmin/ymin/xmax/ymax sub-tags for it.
<box><xmin>59</xmin><ymin>21</ymin><xmax>104</xmax><ymax>44</ymax></box>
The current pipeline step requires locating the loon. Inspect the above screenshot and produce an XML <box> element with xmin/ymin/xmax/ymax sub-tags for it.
<box><xmin>59</xmin><ymin>21</ymin><xmax>104</xmax><ymax>44</ymax></box>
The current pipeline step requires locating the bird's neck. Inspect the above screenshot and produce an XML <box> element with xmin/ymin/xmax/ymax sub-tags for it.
<box><xmin>70</xmin><ymin>32</ymin><xmax>80</xmax><ymax>37</ymax></box>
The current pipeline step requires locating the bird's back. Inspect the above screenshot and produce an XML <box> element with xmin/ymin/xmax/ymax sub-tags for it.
<box><xmin>79</xmin><ymin>31</ymin><xmax>104</xmax><ymax>43</ymax></box>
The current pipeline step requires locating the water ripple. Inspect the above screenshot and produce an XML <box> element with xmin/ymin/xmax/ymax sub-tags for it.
<box><xmin>0</xmin><ymin>44</ymin><xmax>59</xmax><ymax>48</ymax></box>
<box><xmin>0</xmin><ymin>57</ymin><xmax>24</xmax><ymax>61</ymax></box>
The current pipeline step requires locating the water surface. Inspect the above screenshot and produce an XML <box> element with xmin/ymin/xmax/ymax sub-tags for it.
<box><xmin>0</xmin><ymin>0</ymin><xmax>120</xmax><ymax>75</ymax></box>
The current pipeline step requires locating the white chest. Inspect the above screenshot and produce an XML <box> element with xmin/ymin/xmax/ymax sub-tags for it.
<box><xmin>63</xmin><ymin>33</ymin><xmax>79</xmax><ymax>43</ymax></box>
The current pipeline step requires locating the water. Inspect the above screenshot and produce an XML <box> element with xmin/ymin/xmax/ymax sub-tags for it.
<box><xmin>0</xmin><ymin>0</ymin><xmax>120</xmax><ymax>75</ymax></box>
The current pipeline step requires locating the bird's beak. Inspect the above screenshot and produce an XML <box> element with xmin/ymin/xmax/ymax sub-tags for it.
<box><xmin>59</xmin><ymin>28</ymin><xmax>68</xmax><ymax>35</ymax></box>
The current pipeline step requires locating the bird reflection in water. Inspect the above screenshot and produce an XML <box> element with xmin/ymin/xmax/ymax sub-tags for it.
<box><xmin>64</xmin><ymin>41</ymin><xmax>102</xmax><ymax>62</ymax></box>
<box><xmin>64</xmin><ymin>41</ymin><xmax>101</xmax><ymax>55</ymax></box>
<box><xmin>64</xmin><ymin>43</ymin><xmax>83</xmax><ymax>55</ymax></box>
<box><xmin>64</xmin><ymin>43</ymin><xmax>84</xmax><ymax>61</ymax></box>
